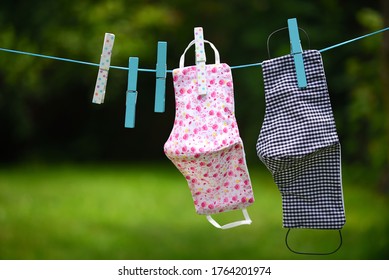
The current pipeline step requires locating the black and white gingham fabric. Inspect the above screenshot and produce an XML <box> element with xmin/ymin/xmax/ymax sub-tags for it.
<box><xmin>256</xmin><ymin>50</ymin><xmax>346</xmax><ymax>229</ymax></box>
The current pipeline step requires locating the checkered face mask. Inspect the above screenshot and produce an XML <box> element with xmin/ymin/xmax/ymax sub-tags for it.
<box><xmin>256</xmin><ymin>50</ymin><xmax>346</xmax><ymax>234</ymax></box>
<box><xmin>164</xmin><ymin>40</ymin><xmax>254</xmax><ymax>229</ymax></box>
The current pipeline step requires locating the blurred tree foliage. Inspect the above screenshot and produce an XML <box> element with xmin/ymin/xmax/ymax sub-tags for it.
<box><xmin>0</xmin><ymin>0</ymin><xmax>387</xmax><ymax>188</ymax></box>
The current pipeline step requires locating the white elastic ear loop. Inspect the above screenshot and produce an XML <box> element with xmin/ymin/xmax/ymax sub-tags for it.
<box><xmin>206</xmin><ymin>208</ymin><xmax>252</xmax><ymax>230</ymax></box>
<box><xmin>179</xmin><ymin>39</ymin><xmax>220</xmax><ymax>68</ymax></box>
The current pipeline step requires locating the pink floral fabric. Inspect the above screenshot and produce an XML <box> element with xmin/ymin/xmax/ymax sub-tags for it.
<box><xmin>164</xmin><ymin>63</ymin><xmax>254</xmax><ymax>215</ymax></box>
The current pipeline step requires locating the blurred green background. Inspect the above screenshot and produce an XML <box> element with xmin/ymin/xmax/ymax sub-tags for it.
<box><xmin>0</xmin><ymin>0</ymin><xmax>388</xmax><ymax>259</ymax></box>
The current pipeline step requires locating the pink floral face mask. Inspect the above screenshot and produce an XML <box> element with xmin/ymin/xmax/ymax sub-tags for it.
<box><xmin>164</xmin><ymin>39</ymin><xmax>255</xmax><ymax>229</ymax></box>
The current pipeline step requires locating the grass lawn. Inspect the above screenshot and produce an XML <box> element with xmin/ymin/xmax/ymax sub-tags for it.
<box><xmin>0</xmin><ymin>162</ymin><xmax>388</xmax><ymax>259</ymax></box>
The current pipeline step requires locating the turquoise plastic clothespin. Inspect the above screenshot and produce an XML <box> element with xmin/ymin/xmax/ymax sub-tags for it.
<box><xmin>154</xmin><ymin>41</ymin><xmax>167</xmax><ymax>113</ymax></box>
<box><xmin>287</xmin><ymin>18</ymin><xmax>307</xmax><ymax>88</ymax></box>
<box><xmin>125</xmin><ymin>57</ymin><xmax>139</xmax><ymax>128</ymax></box>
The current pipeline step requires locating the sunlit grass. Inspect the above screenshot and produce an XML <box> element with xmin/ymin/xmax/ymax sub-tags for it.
<box><xmin>0</xmin><ymin>162</ymin><xmax>388</xmax><ymax>259</ymax></box>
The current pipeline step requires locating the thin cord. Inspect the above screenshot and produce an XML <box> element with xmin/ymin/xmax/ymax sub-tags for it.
<box><xmin>0</xmin><ymin>26</ymin><xmax>388</xmax><ymax>71</ymax></box>
<box><xmin>266</xmin><ymin>27</ymin><xmax>311</xmax><ymax>59</ymax></box>
<box><xmin>0</xmin><ymin>47</ymin><xmax>156</xmax><ymax>72</ymax></box>
<box><xmin>0</xmin><ymin>47</ymin><xmax>100</xmax><ymax>67</ymax></box>
<box><xmin>230</xmin><ymin>62</ymin><xmax>262</xmax><ymax>69</ymax></box>
<box><xmin>285</xmin><ymin>229</ymin><xmax>343</xmax><ymax>256</ymax></box>
<box><xmin>319</xmin><ymin>26</ymin><xmax>389</xmax><ymax>53</ymax></box>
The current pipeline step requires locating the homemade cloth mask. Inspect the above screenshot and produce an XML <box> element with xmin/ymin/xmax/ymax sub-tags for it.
<box><xmin>164</xmin><ymin>40</ymin><xmax>254</xmax><ymax>229</ymax></box>
<box><xmin>256</xmin><ymin>50</ymin><xmax>346</xmax><ymax>230</ymax></box>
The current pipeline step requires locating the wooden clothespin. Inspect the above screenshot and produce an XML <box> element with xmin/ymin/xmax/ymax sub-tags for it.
<box><xmin>194</xmin><ymin>27</ymin><xmax>207</xmax><ymax>96</ymax></box>
<box><xmin>92</xmin><ymin>33</ymin><xmax>115</xmax><ymax>104</ymax></box>
<box><xmin>287</xmin><ymin>18</ymin><xmax>307</xmax><ymax>88</ymax></box>
<box><xmin>125</xmin><ymin>57</ymin><xmax>139</xmax><ymax>128</ymax></box>
<box><xmin>154</xmin><ymin>41</ymin><xmax>167</xmax><ymax>113</ymax></box>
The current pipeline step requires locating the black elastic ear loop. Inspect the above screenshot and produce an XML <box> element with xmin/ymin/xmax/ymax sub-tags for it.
<box><xmin>285</xmin><ymin>229</ymin><xmax>343</xmax><ymax>256</ymax></box>
<box><xmin>267</xmin><ymin>27</ymin><xmax>311</xmax><ymax>59</ymax></box>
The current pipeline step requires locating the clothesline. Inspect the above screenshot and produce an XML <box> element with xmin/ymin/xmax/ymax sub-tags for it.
<box><xmin>0</xmin><ymin>26</ymin><xmax>388</xmax><ymax>73</ymax></box>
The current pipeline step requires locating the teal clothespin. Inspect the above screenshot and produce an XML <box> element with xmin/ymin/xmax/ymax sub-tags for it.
<box><xmin>155</xmin><ymin>41</ymin><xmax>167</xmax><ymax>113</ymax></box>
<box><xmin>287</xmin><ymin>18</ymin><xmax>307</xmax><ymax>88</ymax></box>
<box><xmin>125</xmin><ymin>57</ymin><xmax>139</xmax><ymax>128</ymax></box>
